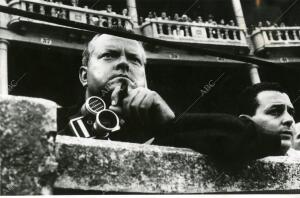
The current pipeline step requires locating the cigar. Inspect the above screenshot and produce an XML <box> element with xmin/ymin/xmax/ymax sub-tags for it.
<box><xmin>118</xmin><ymin>80</ymin><xmax>128</xmax><ymax>105</ymax></box>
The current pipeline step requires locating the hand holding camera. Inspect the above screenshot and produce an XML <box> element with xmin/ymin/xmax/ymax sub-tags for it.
<box><xmin>69</xmin><ymin>96</ymin><xmax>120</xmax><ymax>139</ymax></box>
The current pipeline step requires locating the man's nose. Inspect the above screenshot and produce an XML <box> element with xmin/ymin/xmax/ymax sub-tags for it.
<box><xmin>282</xmin><ymin>111</ymin><xmax>294</xmax><ymax>128</ymax></box>
<box><xmin>115</xmin><ymin>55</ymin><xmax>129</xmax><ymax>72</ymax></box>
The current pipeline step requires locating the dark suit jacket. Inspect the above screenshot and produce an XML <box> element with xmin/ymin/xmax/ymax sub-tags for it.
<box><xmin>57</xmin><ymin>105</ymin><xmax>281</xmax><ymax>162</ymax></box>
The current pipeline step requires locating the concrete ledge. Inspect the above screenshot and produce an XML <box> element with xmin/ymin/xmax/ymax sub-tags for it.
<box><xmin>55</xmin><ymin>135</ymin><xmax>300</xmax><ymax>193</ymax></box>
<box><xmin>0</xmin><ymin>95</ymin><xmax>57</xmax><ymax>195</ymax></box>
<box><xmin>2</xmin><ymin>95</ymin><xmax>300</xmax><ymax>194</ymax></box>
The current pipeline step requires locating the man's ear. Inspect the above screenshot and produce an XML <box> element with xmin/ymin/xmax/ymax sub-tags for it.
<box><xmin>239</xmin><ymin>114</ymin><xmax>253</xmax><ymax>120</ymax></box>
<box><xmin>79</xmin><ymin>66</ymin><xmax>88</xmax><ymax>87</ymax></box>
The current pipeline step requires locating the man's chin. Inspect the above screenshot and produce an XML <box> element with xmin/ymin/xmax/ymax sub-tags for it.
<box><xmin>280</xmin><ymin>138</ymin><xmax>292</xmax><ymax>155</ymax></box>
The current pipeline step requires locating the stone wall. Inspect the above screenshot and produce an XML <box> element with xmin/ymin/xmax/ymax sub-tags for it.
<box><xmin>1</xmin><ymin>95</ymin><xmax>300</xmax><ymax>195</ymax></box>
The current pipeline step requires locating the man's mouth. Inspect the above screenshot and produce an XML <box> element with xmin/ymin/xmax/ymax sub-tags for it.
<box><xmin>109</xmin><ymin>74</ymin><xmax>132</xmax><ymax>82</ymax></box>
<box><xmin>107</xmin><ymin>75</ymin><xmax>137</xmax><ymax>89</ymax></box>
<box><xmin>279</xmin><ymin>131</ymin><xmax>293</xmax><ymax>140</ymax></box>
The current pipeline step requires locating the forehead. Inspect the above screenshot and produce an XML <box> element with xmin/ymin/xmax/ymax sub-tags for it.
<box><xmin>91</xmin><ymin>34</ymin><xmax>144</xmax><ymax>55</ymax></box>
<box><xmin>256</xmin><ymin>90</ymin><xmax>293</xmax><ymax>108</ymax></box>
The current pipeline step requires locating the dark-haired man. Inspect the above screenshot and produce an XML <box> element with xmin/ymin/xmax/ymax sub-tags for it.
<box><xmin>237</xmin><ymin>82</ymin><xmax>300</xmax><ymax>156</ymax></box>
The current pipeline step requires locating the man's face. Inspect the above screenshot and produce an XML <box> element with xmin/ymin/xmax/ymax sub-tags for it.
<box><xmin>82</xmin><ymin>34</ymin><xmax>146</xmax><ymax>98</ymax></box>
<box><xmin>251</xmin><ymin>90</ymin><xmax>296</xmax><ymax>149</ymax></box>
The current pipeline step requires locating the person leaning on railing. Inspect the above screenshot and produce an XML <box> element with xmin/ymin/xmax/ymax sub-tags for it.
<box><xmin>237</xmin><ymin>82</ymin><xmax>300</xmax><ymax>157</ymax></box>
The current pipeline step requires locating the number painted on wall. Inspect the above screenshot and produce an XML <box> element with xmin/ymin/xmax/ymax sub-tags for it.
<box><xmin>40</xmin><ymin>38</ymin><xmax>52</xmax><ymax>45</ymax></box>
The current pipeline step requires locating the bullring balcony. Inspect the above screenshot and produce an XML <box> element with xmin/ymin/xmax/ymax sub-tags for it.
<box><xmin>141</xmin><ymin>19</ymin><xmax>250</xmax><ymax>55</ymax></box>
<box><xmin>7</xmin><ymin>0</ymin><xmax>133</xmax><ymax>38</ymax></box>
<box><xmin>251</xmin><ymin>26</ymin><xmax>300</xmax><ymax>56</ymax></box>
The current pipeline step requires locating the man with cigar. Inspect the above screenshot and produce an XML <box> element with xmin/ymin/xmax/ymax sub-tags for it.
<box><xmin>59</xmin><ymin>32</ymin><xmax>287</xmax><ymax>161</ymax></box>
<box><xmin>59</xmin><ymin>33</ymin><xmax>175</xmax><ymax>143</ymax></box>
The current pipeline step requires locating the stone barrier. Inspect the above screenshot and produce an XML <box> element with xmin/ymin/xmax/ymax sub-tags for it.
<box><xmin>1</xmin><ymin>95</ymin><xmax>300</xmax><ymax>194</ymax></box>
<box><xmin>0</xmin><ymin>95</ymin><xmax>57</xmax><ymax>195</ymax></box>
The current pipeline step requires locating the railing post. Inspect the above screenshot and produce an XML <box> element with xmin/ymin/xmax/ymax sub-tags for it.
<box><xmin>217</xmin><ymin>27</ymin><xmax>221</xmax><ymax>39</ymax></box>
<box><xmin>176</xmin><ymin>25</ymin><xmax>180</xmax><ymax>37</ymax></box>
<box><xmin>267</xmin><ymin>30</ymin><xmax>273</xmax><ymax>41</ymax></box>
<box><xmin>167</xmin><ymin>24</ymin><xmax>171</xmax><ymax>35</ymax></box>
<box><xmin>88</xmin><ymin>14</ymin><xmax>93</xmax><ymax>25</ymax></box>
<box><xmin>108</xmin><ymin>17</ymin><xmax>112</xmax><ymax>27</ymax></box>
<box><xmin>225</xmin><ymin>29</ymin><xmax>229</xmax><ymax>39</ymax></box>
<box><xmin>152</xmin><ymin>22</ymin><xmax>158</xmax><ymax>37</ymax></box>
<box><xmin>20</xmin><ymin>1</ymin><xmax>26</xmax><ymax>10</ymax></box>
<box><xmin>51</xmin><ymin>7</ymin><xmax>56</xmax><ymax>17</ymax></box>
<box><xmin>158</xmin><ymin>23</ymin><xmax>163</xmax><ymax>35</ymax></box>
<box><xmin>98</xmin><ymin>16</ymin><xmax>103</xmax><ymax>26</ymax></box>
<box><xmin>28</xmin><ymin>3</ymin><xmax>34</xmax><ymax>12</ymax></box>
<box><xmin>118</xmin><ymin>18</ymin><xmax>122</xmax><ymax>27</ymax></box>
<box><xmin>277</xmin><ymin>30</ymin><xmax>282</xmax><ymax>41</ymax></box>
<box><xmin>262</xmin><ymin>30</ymin><xmax>271</xmax><ymax>44</ymax></box>
<box><xmin>233</xmin><ymin>29</ymin><xmax>237</xmax><ymax>40</ymax></box>
<box><xmin>185</xmin><ymin>26</ymin><xmax>189</xmax><ymax>37</ymax></box>
<box><xmin>208</xmin><ymin>27</ymin><xmax>213</xmax><ymax>39</ymax></box>
<box><xmin>293</xmin><ymin>30</ymin><xmax>297</xmax><ymax>40</ymax></box>
<box><xmin>39</xmin><ymin>5</ymin><xmax>45</xmax><ymax>15</ymax></box>
<box><xmin>0</xmin><ymin>39</ymin><xmax>9</xmax><ymax>95</ymax></box>
<box><xmin>284</xmin><ymin>30</ymin><xmax>289</xmax><ymax>41</ymax></box>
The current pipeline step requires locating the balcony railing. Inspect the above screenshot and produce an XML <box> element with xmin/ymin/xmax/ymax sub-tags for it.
<box><xmin>251</xmin><ymin>26</ymin><xmax>300</xmax><ymax>53</ymax></box>
<box><xmin>141</xmin><ymin>19</ymin><xmax>248</xmax><ymax>47</ymax></box>
<box><xmin>8</xmin><ymin>0</ymin><xmax>134</xmax><ymax>30</ymax></box>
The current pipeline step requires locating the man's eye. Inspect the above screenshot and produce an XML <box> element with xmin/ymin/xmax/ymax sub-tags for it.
<box><xmin>267</xmin><ymin>108</ymin><xmax>283</xmax><ymax>117</ymax></box>
<box><xmin>100</xmin><ymin>53</ymin><xmax>117</xmax><ymax>59</ymax></box>
<box><xmin>132</xmin><ymin>58</ymin><xmax>141</xmax><ymax>64</ymax></box>
<box><xmin>130</xmin><ymin>57</ymin><xmax>142</xmax><ymax>65</ymax></box>
<box><xmin>126</xmin><ymin>54</ymin><xmax>141</xmax><ymax>65</ymax></box>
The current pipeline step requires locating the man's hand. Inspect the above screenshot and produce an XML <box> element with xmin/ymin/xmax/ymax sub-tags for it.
<box><xmin>109</xmin><ymin>85</ymin><xmax>175</xmax><ymax>126</ymax></box>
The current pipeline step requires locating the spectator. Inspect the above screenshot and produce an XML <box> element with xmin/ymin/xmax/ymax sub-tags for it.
<box><xmin>238</xmin><ymin>82</ymin><xmax>300</xmax><ymax>157</ymax></box>
<box><xmin>196</xmin><ymin>16</ymin><xmax>203</xmax><ymax>23</ymax></box>
<box><xmin>280</xmin><ymin>22</ymin><xmax>286</xmax><ymax>27</ymax></box>
<box><xmin>138</xmin><ymin>17</ymin><xmax>144</xmax><ymax>25</ymax></box>
<box><xmin>207</xmin><ymin>14</ymin><xmax>216</xmax><ymax>25</ymax></box>
<box><xmin>219</xmin><ymin>19</ymin><xmax>225</xmax><ymax>26</ymax></box>
<box><xmin>71</xmin><ymin>0</ymin><xmax>78</xmax><ymax>7</ymax></box>
<box><xmin>265</xmin><ymin>20</ymin><xmax>272</xmax><ymax>27</ymax></box>
<box><xmin>229</xmin><ymin>20</ymin><xmax>236</xmax><ymax>26</ymax></box>
<box><xmin>122</xmin><ymin>8</ymin><xmax>128</xmax><ymax>16</ymax></box>
<box><xmin>158</xmin><ymin>11</ymin><xmax>168</xmax><ymax>20</ymax></box>
<box><xmin>147</xmin><ymin>11</ymin><xmax>153</xmax><ymax>19</ymax></box>
<box><xmin>181</xmin><ymin>14</ymin><xmax>188</xmax><ymax>22</ymax></box>
<box><xmin>173</xmin><ymin>13</ymin><xmax>180</xmax><ymax>21</ymax></box>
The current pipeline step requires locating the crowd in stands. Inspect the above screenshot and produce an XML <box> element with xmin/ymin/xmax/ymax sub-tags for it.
<box><xmin>138</xmin><ymin>11</ymin><xmax>237</xmax><ymax>27</ymax></box>
<box><xmin>42</xmin><ymin>0</ymin><xmax>129</xmax><ymax>17</ymax></box>
<box><xmin>42</xmin><ymin>0</ymin><xmax>237</xmax><ymax>27</ymax></box>
<box><xmin>40</xmin><ymin>0</ymin><xmax>295</xmax><ymax>33</ymax></box>
<box><xmin>248</xmin><ymin>21</ymin><xmax>289</xmax><ymax>34</ymax></box>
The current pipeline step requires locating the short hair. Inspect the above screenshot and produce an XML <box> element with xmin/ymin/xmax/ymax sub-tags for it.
<box><xmin>237</xmin><ymin>82</ymin><xmax>287</xmax><ymax>116</ymax></box>
<box><xmin>82</xmin><ymin>28</ymin><xmax>146</xmax><ymax>67</ymax></box>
